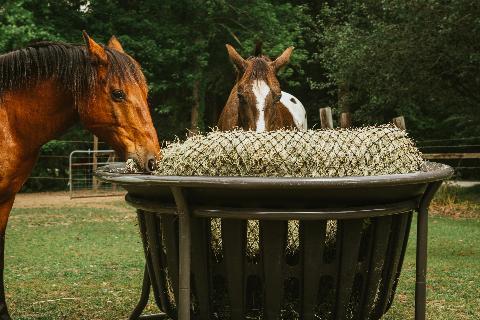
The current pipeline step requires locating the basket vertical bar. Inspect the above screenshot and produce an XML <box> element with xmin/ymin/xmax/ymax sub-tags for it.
<box><xmin>415</xmin><ymin>181</ymin><xmax>442</xmax><ymax>320</ymax></box>
<box><xmin>302</xmin><ymin>220</ymin><xmax>327</xmax><ymax>320</ymax></box>
<box><xmin>171</xmin><ymin>187</ymin><xmax>191</xmax><ymax>320</ymax></box>
<box><xmin>222</xmin><ymin>219</ymin><xmax>247</xmax><ymax>319</ymax></box>
<box><xmin>260</xmin><ymin>220</ymin><xmax>286</xmax><ymax>320</ymax></box>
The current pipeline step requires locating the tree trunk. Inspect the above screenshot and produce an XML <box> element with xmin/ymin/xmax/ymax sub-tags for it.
<box><xmin>338</xmin><ymin>82</ymin><xmax>352</xmax><ymax>128</ymax></box>
<box><xmin>338</xmin><ymin>82</ymin><xmax>350</xmax><ymax>114</ymax></box>
<box><xmin>190</xmin><ymin>78</ymin><xmax>206</xmax><ymax>135</ymax></box>
<box><xmin>190</xmin><ymin>80</ymin><xmax>200</xmax><ymax>135</ymax></box>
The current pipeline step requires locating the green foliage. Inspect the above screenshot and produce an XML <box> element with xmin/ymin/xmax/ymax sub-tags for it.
<box><xmin>2</xmin><ymin>0</ymin><xmax>478</xmax><ymax>140</ymax></box>
<box><xmin>315</xmin><ymin>0</ymin><xmax>480</xmax><ymax>138</ymax></box>
<box><xmin>0</xmin><ymin>1</ymin><xmax>55</xmax><ymax>49</ymax></box>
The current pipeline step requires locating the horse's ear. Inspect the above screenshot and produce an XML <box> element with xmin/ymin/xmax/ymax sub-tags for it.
<box><xmin>107</xmin><ymin>35</ymin><xmax>125</xmax><ymax>53</ymax></box>
<box><xmin>272</xmin><ymin>46</ymin><xmax>294</xmax><ymax>72</ymax></box>
<box><xmin>226</xmin><ymin>44</ymin><xmax>246</xmax><ymax>71</ymax></box>
<box><xmin>82</xmin><ymin>31</ymin><xmax>108</xmax><ymax>65</ymax></box>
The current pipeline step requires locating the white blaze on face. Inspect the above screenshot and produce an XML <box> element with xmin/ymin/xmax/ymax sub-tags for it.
<box><xmin>251</xmin><ymin>80</ymin><xmax>270</xmax><ymax>132</ymax></box>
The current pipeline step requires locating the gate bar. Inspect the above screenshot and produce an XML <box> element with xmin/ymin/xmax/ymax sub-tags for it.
<box><xmin>69</xmin><ymin>149</ymin><xmax>115</xmax><ymax>199</ymax></box>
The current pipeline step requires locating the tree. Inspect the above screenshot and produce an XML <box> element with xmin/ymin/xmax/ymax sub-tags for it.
<box><xmin>314</xmin><ymin>0</ymin><xmax>480</xmax><ymax>138</ymax></box>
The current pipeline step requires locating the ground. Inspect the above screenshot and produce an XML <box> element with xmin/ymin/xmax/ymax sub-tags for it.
<box><xmin>7</xmin><ymin>193</ymin><xmax>159</xmax><ymax>320</ymax></box>
<box><xmin>5</xmin><ymin>187</ymin><xmax>480</xmax><ymax>319</ymax></box>
<box><xmin>12</xmin><ymin>192</ymin><xmax>126</xmax><ymax>209</ymax></box>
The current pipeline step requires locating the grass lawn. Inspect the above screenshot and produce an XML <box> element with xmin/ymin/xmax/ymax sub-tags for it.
<box><xmin>5</xmin><ymin>187</ymin><xmax>480</xmax><ymax>319</ymax></box>
<box><xmin>6</xmin><ymin>200</ymin><xmax>158</xmax><ymax>319</ymax></box>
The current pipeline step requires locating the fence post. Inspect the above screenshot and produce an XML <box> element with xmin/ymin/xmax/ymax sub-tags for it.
<box><xmin>340</xmin><ymin>112</ymin><xmax>352</xmax><ymax>128</ymax></box>
<box><xmin>320</xmin><ymin>107</ymin><xmax>334</xmax><ymax>129</ymax></box>
<box><xmin>393</xmin><ymin>116</ymin><xmax>406</xmax><ymax>130</ymax></box>
<box><xmin>111</xmin><ymin>153</ymin><xmax>117</xmax><ymax>192</ymax></box>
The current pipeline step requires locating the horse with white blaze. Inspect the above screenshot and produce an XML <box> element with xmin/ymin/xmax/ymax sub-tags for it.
<box><xmin>218</xmin><ymin>43</ymin><xmax>307</xmax><ymax>132</ymax></box>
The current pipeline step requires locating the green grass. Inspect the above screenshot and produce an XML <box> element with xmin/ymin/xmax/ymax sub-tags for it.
<box><xmin>6</xmin><ymin>202</ymin><xmax>158</xmax><ymax>319</ymax></box>
<box><xmin>5</xmin><ymin>198</ymin><xmax>480</xmax><ymax>319</ymax></box>
<box><xmin>384</xmin><ymin>217</ymin><xmax>480</xmax><ymax>319</ymax></box>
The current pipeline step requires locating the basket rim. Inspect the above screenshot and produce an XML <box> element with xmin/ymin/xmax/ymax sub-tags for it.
<box><xmin>95</xmin><ymin>161</ymin><xmax>453</xmax><ymax>189</ymax></box>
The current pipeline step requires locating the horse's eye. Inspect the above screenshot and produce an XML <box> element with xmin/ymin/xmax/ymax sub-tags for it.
<box><xmin>273</xmin><ymin>93</ymin><xmax>282</xmax><ymax>102</ymax></box>
<box><xmin>111</xmin><ymin>89</ymin><xmax>126</xmax><ymax>102</ymax></box>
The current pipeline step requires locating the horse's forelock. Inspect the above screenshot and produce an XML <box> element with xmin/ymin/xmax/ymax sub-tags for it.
<box><xmin>104</xmin><ymin>48</ymin><xmax>146</xmax><ymax>89</ymax></box>
<box><xmin>245</xmin><ymin>57</ymin><xmax>271</xmax><ymax>81</ymax></box>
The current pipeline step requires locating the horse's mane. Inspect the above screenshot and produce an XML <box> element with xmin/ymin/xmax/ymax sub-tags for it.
<box><xmin>0</xmin><ymin>41</ymin><xmax>146</xmax><ymax>104</ymax></box>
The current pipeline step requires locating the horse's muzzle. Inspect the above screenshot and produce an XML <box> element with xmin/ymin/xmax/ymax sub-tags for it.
<box><xmin>146</xmin><ymin>156</ymin><xmax>157</xmax><ymax>173</ymax></box>
<box><xmin>126</xmin><ymin>153</ymin><xmax>157</xmax><ymax>173</ymax></box>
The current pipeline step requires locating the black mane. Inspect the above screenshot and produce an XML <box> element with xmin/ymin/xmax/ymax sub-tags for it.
<box><xmin>0</xmin><ymin>41</ymin><xmax>145</xmax><ymax>104</ymax></box>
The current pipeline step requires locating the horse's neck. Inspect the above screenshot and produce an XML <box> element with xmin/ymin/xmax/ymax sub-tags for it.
<box><xmin>0</xmin><ymin>79</ymin><xmax>77</xmax><ymax>154</ymax></box>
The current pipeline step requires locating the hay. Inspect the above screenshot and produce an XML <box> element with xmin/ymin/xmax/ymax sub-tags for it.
<box><xmin>125</xmin><ymin>158</ymin><xmax>140</xmax><ymax>173</ymax></box>
<box><xmin>154</xmin><ymin>125</ymin><xmax>423</xmax><ymax>178</ymax></box>
<box><xmin>151</xmin><ymin>126</ymin><xmax>424</xmax><ymax>259</ymax></box>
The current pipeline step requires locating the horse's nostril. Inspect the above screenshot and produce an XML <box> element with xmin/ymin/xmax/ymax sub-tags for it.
<box><xmin>147</xmin><ymin>158</ymin><xmax>156</xmax><ymax>172</ymax></box>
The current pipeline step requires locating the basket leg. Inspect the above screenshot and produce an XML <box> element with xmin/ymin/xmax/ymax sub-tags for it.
<box><xmin>171</xmin><ymin>187</ymin><xmax>192</xmax><ymax>320</ymax></box>
<box><xmin>129</xmin><ymin>264</ymin><xmax>169</xmax><ymax>320</ymax></box>
<box><xmin>415</xmin><ymin>181</ymin><xmax>442</xmax><ymax>320</ymax></box>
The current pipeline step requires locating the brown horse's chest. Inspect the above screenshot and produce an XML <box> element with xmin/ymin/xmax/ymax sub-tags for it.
<box><xmin>265</xmin><ymin>103</ymin><xmax>295</xmax><ymax>131</ymax></box>
<box><xmin>218</xmin><ymin>92</ymin><xmax>296</xmax><ymax>131</ymax></box>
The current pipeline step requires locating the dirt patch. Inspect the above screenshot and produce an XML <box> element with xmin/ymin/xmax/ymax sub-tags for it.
<box><xmin>13</xmin><ymin>192</ymin><xmax>127</xmax><ymax>209</ymax></box>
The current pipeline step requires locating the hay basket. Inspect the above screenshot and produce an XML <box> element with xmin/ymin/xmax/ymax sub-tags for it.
<box><xmin>96</xmin><ymin>128</ymin><xmax>453</xmax><ymax>320</ymax></box>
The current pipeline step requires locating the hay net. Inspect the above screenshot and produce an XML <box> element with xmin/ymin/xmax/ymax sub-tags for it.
<box><xmin>154</xmin><ymin>125</ymin><xmax>423</xmax><ymax>177</ymax></box>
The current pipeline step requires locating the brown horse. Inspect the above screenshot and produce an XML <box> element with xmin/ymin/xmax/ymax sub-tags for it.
<box><xmin>0</xmin><ymin>32</ymin><xmax>160</xmax><ymax>319</ymax></box>
<box><xmin>218</xmin><ymin>43</ymin><xmax>307</xmax><ymax>131</ymax></box>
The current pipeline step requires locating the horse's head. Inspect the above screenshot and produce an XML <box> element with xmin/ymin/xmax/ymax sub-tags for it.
<box><xmin>224</xmin><ymin>43</ymin><xmax>293</xmax><ymax>132</ymax></box>
<box><xmin>79</xmin><ymin>32</ymin><xmax>160</xmax><ymax>172</ymax></box>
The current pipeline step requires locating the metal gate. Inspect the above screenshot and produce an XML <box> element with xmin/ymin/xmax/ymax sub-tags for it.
<box><xmin>69</xmin><ymin>149</ymin><xmax>124</xmax><ymax>198</ymax></box>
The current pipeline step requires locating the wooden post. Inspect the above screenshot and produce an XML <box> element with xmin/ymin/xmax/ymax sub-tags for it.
<box><xmin>111</xmin><ymin>153</ymin><xmax>117</xmax><ymax>192</ymax></box>
<box><xmin>393</xmin><ymin>116</ymin><xmax>406</xmax><ymax>130</ymax></box>
<box><xmin>92</xmin><ymin>135</ymin><xmax>98</xmax><ymax>190</ymax></box>
<box><xmin>340</xmin><ymin>112</ymin><xmax>352</xmax><ymax>128</ymax></box>
<box><xmin>319</xmin><ymin>107</ymin><xmax>334</xmax><ymax>129</ymax></box>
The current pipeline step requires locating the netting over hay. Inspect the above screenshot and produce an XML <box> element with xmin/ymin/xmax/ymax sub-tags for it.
<box><xmin>154</xmin><ymin>125</ymin><xmax>423</xmax><ymax>178</ymax></box>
